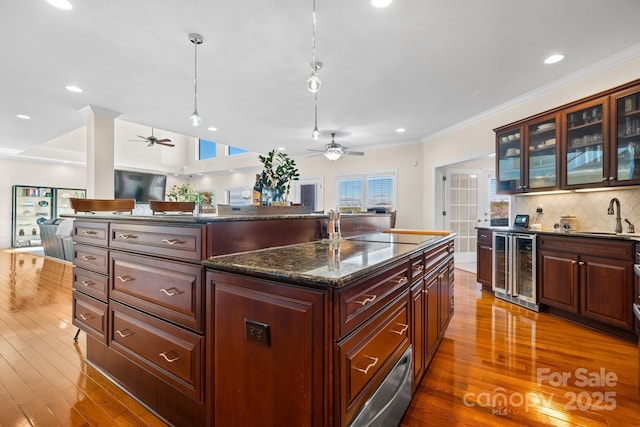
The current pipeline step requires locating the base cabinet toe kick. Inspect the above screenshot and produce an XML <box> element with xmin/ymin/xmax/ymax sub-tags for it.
<box><xmin>71</xmin><ymin>217</ymin><xmax>454</xmax><ymax>426</ymax></box>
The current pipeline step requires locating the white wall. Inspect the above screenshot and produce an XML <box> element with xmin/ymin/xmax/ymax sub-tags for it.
<box><xmin>421</xmin><ymin>55</ymin><xmax>640</xmax><ymax>228</ymax></box>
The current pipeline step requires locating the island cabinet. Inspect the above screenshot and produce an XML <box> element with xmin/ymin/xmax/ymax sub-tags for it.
<box><xmin>476</xmin><ymin>228</ymin><xmax>493</xmax><ymax>292</ymax></box>
<box><xmin>204</xmin><ymin>235</ymin><xmax>455</xmax><ymax>427</ymax></box>
<box><xmin>71</xmin><ymin>220</ymin><xmax>207</xmax><ymax>426</ymax></box>
<box><xmin>538</xmin><ymin>234</ymin><xmax>635</xmax><ymax>339</ymax></box>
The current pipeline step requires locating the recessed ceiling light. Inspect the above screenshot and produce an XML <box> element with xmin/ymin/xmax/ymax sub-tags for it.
<box><xmin>544</xmin><ymin>54</ymin><xmax>565</xmax><ymax>64</ymax></box>
<box><xmin>47</xmin><ymin>0</ymin><xmax>73</xmax><ymax>10</ymax></box>
<box><xmin>197</xmin><ymin>173</ymin><xmax>204</xmax><ymax>176</ymax></box>
<box><xmin>65</xmin><ymin>85</ymin><xmax>82</xmax><ymax>93</ymax></box>
<box><xmin>278</xmin><ymin>147</ymin><xmax>286</xmax><ymax>151</ymax></box>
<box><xmin>207</xmin><ymin>126</ymin><xmax>217</xmax><ymax>131</ymax></box>
<box><xmin>372</xmin><ymin>0</ymin><xmax>393</xmax><ymax>7</ymax></box>
<box><xmin>396</xmin><ymin>128</ymin><xmax>406</xmax><ymax>133</ymax></box>
<box><xmin>229</xmin><ymin>169</ymin><xmax>235</xmax><ymax>172</ymax></box>
<box><xmin>16</xmin><ymin>114</ymin><xmax>31</xmax><ymax>120</ymax></box>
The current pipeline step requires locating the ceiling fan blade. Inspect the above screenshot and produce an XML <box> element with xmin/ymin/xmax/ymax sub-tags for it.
<box><xmin>128</xmin><ymin>139</ymin><xmax>146</xmax><ymax>142</ymax></box>
<box><xmin>136</xmin><ymin>135</ymin><xmax>149</xmax><ymax>140</ymax></box>
<box><xmin>306</xmin><ymin>149</ymin><xmax>327</xmax><ymax>153</ymax></box>
<box><xmin>344</xmin><ymin>151</ymin><xmax>365</xmax><ymax>156</ymax></box>
<box><xmin>155</xmin><ymin>138</ymin><xmax>172</xmax><ymax>143</ymax></box>
<box><xmin>155</xmin><ymin>141</ymin><xmax>175</xmax><ymax>147</ymax></box>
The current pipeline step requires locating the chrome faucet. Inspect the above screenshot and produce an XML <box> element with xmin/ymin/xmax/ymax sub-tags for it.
<box><xmin>607</xmin><ymin>198</ymin><xmax>622</xmax><ymax>233</ymax></box>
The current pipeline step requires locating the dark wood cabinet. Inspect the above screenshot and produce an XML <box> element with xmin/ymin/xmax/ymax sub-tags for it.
<box><xmin>207</xmin><ymin>271</ymin><xmax>326</xmax><ymax>427</ymax></box>
<box><xmin>496</xmin><ymin>78</ymin><xmax>640</xmax><ymax>194</ymax></box>
<box><xmin>476</xmin><ymin>229</ymin><xmax>493</xmax><ymax>291</ymax></box>
<box><xmin>410</xmin><ymin>282</ymin><xmax>424</xmax><ymax>393</ymax></box>
<box><xmin>538</xmin><ymin>234</ymin><xmax>635</xmax><ymax>336</ymax></box>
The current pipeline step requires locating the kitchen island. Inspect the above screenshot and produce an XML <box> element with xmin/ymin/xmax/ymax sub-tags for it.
<box><xmin>69</xmin><ymin>213</ymin><xmax>454</xmax><ymax>426</ymax></box>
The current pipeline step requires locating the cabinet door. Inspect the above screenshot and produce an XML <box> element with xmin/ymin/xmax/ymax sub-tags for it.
<box><xmin>438</xmin><ymin>265</ymin><xmax>450</xmax><ymax>334</ymax></box>
<box><xmin>496</xmin><ymin>126</ymin><xmax>524</xmax><ymax>193</ymax></box>
<box><xmin>410</xmin><ymin>282</ymin><xmax>425</xmax><ymax>391</ymax></box>
<box><xmin>611</xmin><ymin>85</ymin><xmax>640</xmax><ymax>185</ymax></box>
<box><xmin>563</xmin><ymin>97</ymin><xmax>609</xmax><ymax>188</ymax></box>
<box><xmin>580</xmin><ymin>256</ymin><xmax>633</xmax><ymax>330</ymax></box>
<box><xmin>525</xmin><ymin>114</ymin><xmax>559</xmax><ymax>190</ymax></box>
<box><xmin>477</xmin><ymin>243</ymin><xmax>493</xmax><ymax>289</ymax></box>
<box><xmin>425</xmin><ymin>274</ymin><xmax>439</xmax><ymax>359</ymax></box>
<box><xmin>538</xmin><ymin>250</ymin><xmax>579</xmax><ymax>313</ymax></box>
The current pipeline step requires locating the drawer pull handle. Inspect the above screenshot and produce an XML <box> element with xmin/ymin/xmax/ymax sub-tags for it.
<box><xmin>390</xmin><ymin>323</ymin><xmax>409</xmax><ymax>335</ymax></box>
<box><xmin>160</xmin><ymin>288</ymin><xmax>179</xmax><ymax>297</ymax></box>
<box><xmin>115</xmin><ymin>329</ymin><xmax>133</xmax><ymax>338</ymax></box>
<box><xmin>81</xmin><ymin>230</ymin><xmax>97</xmax><ymax>235</ymax></box>
<box><xmin>80</xmin><ymin>255</ymin><xmax>95</xmax><ymax>261</ymax></box>
<box><xmin>413</xmin><ymin>265</ymin><xmax>424</xmax><ymax>273</ymax></box>
<box><xmin>118</xmin><ymin>234</ymin><xmax>138</xmax><ymax>240</ymax></box>
<box><xmin>354</xmin><ymin>356</ymin><xmax>379</xmax><ymax>374</ymax></box>
<box><xmin>571</xmin><ymin>260</ymin><xmax>577</xmax><ymax>265</ymax></box>
<box><xmin>438</xmin><ymin>273</ymin><xmax>444</xmax><ymax>279</ymax></box>
<box><xmin>159</xmin><ymin>351</ymin><xmax>181</xmax><ymax>363</ymax></box>
<box><xmin>161</xmin><ymin>238</ymin><xmax>185</xmax><ymax>246</ymax></box>
<box><xmin>356</xmin><ymin>294</ymin><xmax>377</xmax><ymax>306</ymax></box>
<box><xmin>578</xmin><ymin>261</ymin><xmax>585</xmax><ymax>266</ymax></box>
<box><xmin>116</xmin><ymin>275</ymin><xmax>133</xmax><ymax>283</ymax></box>
<box><xmin>78</xmin><ymin>313</ymin><xmax>92</xmax><ymax>321</ymax></box>
<box><xmin>80</xmin><ymin>280</ymin><xmax>94</xmax><ymax>287</ymax></box>
<box><xmin>393</xmin><ymin>277</ymin><xmax>408</xmax><ymax>285</ymax></box>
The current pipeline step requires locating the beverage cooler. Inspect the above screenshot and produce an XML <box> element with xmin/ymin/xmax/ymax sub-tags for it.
<box><xmin>492</xmin><ymin>232</ymin><xmax>538</xmax><ymax>311</ymax></box>
<box><xmin>11</xmin><ymin>185</ymin><xmax>85</xmax><ymax>248</ymax></box>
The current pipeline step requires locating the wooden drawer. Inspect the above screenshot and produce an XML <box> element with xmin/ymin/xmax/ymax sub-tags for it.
<box><xmin>538</xmin><ymin>234</ymin><xmax>634</xmax><ymax>260</ymax></box>
<box><xmin>72</xmin><ymin>290</ymin><xmax>107</xmax><ymax>344</ymax></box>
<box><xmin>74</xmin><ymin>243</ymin><xmax>109</xmax><ymax>275</ymax></box>
<box><xmin>335</xmin><ymin>258</ymin><xmax>409</xmax><ymax>339</ymax></box>
<box><xmin>425</xmin><ymin>240</ymin><xmax>452</xmax><ymax>271</ymax></box>
<box><xmin>409</xmin><ymin>251</ymin><xmax>425</xmax><ymax>283</ymax></box>
<box><xmin>110</xmin><ymin>223</ymin><xmax>204</xmax><ymax>261</ymax></box>
<box><xmin>73</xmin><ymin>267</ymin><xmax>108</xmax><ymax>302</ymax></box>
<box><xmin>477</xmin><ymin>229</ymin><xmax>492</xmax><ymax>245</ymax></box>
<box><xmin>110</xmin><ymin>251</ymin><xmax>203</xmax><ymax>332</ymax></box>
<box><xmin>73</xmin><ymin>221</ymin><xmax>109</xmax><ymax>246</ymax></box>
<box><xmin>110</xmin><ymin>301</ymin><xmax>203</xmax><ymax>400</ymax></box>
<box><xmin>336</xmin><ymin>293</ymin><xmax>410</xmax><ymax>425</ymax></box>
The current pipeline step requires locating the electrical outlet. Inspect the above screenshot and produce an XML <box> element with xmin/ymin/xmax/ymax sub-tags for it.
<box><xmin>245</xmin><ymin>319</ymin><xmax>271</xmax><ymax>346</ymax></box>
<box><xmin>536</xmin><ymin>207</ymin><xmax>543</xmax><ymax>213</ymax></box>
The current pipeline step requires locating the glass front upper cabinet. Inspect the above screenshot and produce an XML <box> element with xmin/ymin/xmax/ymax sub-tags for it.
<box><xmin>496</xmin><ymin>127</ymin><xmax>523</xmax><ymax>193</ymax></box>
<box><xmin>526</xmin><ymin>115</ymin><xmax>558</xmax><ymax>190</ymax></box>
<box><xmin>564</xmin><ymin>98</ymin><xmax>608</xmax><ymax>188</ymax></box>
<box><xmin>613</xmin><ymin>86</ymin><xmax>640</xmax><ymax>184</ymax></box>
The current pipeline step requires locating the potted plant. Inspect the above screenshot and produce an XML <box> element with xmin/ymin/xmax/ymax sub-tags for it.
<box><xmin>153</xmin><ymin>183</ymin><xmax>200</xmax><ymax>214</ymax></box>
<box><xmin>258</xmin><ymin>150</ymin><xmax>300</xmax><ymax>205</ymax></box>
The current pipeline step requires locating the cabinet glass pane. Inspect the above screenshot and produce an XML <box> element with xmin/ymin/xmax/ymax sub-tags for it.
<box><xmin>566</xmin><ymin>105</ymin><xmax>604</xmax><ymax>185</ymax></box>
<box><xmin>616</xmin><ymin>92</ymin><xmax>640</xmax><ymax>181</ymax></box>
<box><xmin>497</xmin><ymin>130</ymin><xmax>521</xmax><ymax>192</ymax></box>
<box><xmin>527</xmin><ymin>120</ymin><xmax>556</xmax><ymax>188</ymax></box>
<box><xmin>13</xmin><ymin>186</ymin><xmax>54</xmax><ymax>248</ymax></box>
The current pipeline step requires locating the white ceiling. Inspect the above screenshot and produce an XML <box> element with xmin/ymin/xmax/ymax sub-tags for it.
<box><xmin>1</xmin><ymin>0</ymin><xmax>640</xmax><ymax>160</ymax></box>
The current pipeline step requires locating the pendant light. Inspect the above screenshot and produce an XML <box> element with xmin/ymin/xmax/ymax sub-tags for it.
<box><xmin>312</xmin><ymin>93</ymin><xmax>320</xmax><ymax>140</ymax></box>
<box><xmin>307</xmin><ymin>0</ymin><xmax>321</xmax><ymax>93</ymax></box>
<box><xmin>188</xmin><ymin>33</ymin><xmax>203</xmax><ymax>126</ymax></box>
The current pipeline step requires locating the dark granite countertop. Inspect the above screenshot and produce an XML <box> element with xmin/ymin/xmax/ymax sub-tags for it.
<box><xmin>203</xmin><ymin>232</ymin><xmax>454</xmax><ymax>288</ymax></box>
<box><xmin>476</xmin><ymin>225</ymin><xmax>640</xmax><ymax>241</ymax></box>
<box><xmin>62</xmin><ymin>212</ymin><xmax>385</xmax><ymax>224</ymax></box>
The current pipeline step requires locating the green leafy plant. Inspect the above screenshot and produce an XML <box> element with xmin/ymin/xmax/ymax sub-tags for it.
<box><xmin>166</xmin><ymin>183</ymin><xmax>198</xmax><ymax>202</ymax></box>
<box><xmin>258</xmin><ymin>150</ymin><xmax>300</xmax><ymax>202</ymax></box>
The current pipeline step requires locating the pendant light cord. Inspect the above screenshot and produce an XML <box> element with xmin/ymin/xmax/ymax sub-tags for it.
<box><xmin>311</xmin><ymin>0</ymin><xmax>317</xmax><ymax>67</ymax></box>
<box><xmin>193</xmin><ymin>39</ymin><xmax>198</xmax><ymax>112</ymax></box>
<box><xmin>314</xmin><ymin>92</ymin><xmax>318</xmax><ymax>128</ymax></box>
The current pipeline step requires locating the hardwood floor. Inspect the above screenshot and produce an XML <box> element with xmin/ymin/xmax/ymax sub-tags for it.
<box><xmin>0</xmin><ymin>249</ymin><xmax>637</xmax><ymax>426</ymax></box>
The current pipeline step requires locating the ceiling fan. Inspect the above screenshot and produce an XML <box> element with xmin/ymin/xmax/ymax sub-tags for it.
<box><xmin>307</xmin><ymin>132</ymin><xmax>364</xmax><ymax>161</ymax></box>
<box><xmin>128</xmin><ymin>128</ymin><xmax>174</xmax><ymax>147</ymax></box>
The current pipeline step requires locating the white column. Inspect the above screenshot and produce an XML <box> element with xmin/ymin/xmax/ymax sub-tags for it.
<box><xmin>80</xmin><ymin>106</ymin><xmax>120</xmax><ymax>198</ymax></box>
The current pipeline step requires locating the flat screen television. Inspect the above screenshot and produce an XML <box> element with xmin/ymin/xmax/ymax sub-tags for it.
<box><xmin>114</xmin><ymin>170</ymin><xmax>167</xmax><ymax>203</ymax></box>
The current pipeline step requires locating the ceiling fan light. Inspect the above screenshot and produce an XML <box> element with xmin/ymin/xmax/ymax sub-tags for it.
<box><xmin>324</xmin><ymin>150</ymin><xmax>342</xmax><ymax>161</ymax></box>
<box><xmin>312</xmin><ymin>126</ymin><xmax>320</xmax><ymax>140</ymax></box>
<box><xmin>189</xmin><ymin>110</ymin><xmax>202</xmax><ymax>126</ymax></box>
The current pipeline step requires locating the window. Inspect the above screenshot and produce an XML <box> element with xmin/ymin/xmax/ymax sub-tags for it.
<box><xmin>489</xmin><ymin>177</ymin><xmax>509</xmax><ymax>226</ymax></box>
<box><xmin>338</xmin><ymin>173</ymin><xmax>395</xmax><ymax>212</ymax></box>
<box><xmin>198</xmin><ymin>139</ymin><xmax>216</xmax><ymax>160</ymax></box>
<box><xmin>227</xmin><ymin>146</ymin><xmax>249</xmax><ymax>156</ymax></box>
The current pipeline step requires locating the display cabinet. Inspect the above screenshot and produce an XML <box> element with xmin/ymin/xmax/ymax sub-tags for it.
<box><xmin>563</xmin><ymin>97</ymin><xmax>609</xmax><ymax>188</ymax></box>
<box><xmin>11</xmin><ymin>186</ymin><xmax>53</xmax><ymax>248</ymax></box>
<box><xmin>526</xmin><ymin>113</ymin><xmax>559</xmax><ymax>190</ymax></box>
<box><xmin>496</xmin><ymin>126</ymin><xmax>524</xmax><ymax>193</ymax></box>
<box><xmin>54</xmin><ymin>187</ymin><xmax>86</xmax><ymax>218</ymax></box>
<box><xmin>612</xmin><ymin>85</ymin><xmax>640</xmax><ymax>185</ymax></box>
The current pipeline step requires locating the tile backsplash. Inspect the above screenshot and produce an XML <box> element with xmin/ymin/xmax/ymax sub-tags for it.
<box><xmin>514</xmin><ymin>187</ymin><xmax>640</xmax><ymax>232</ymax></box>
